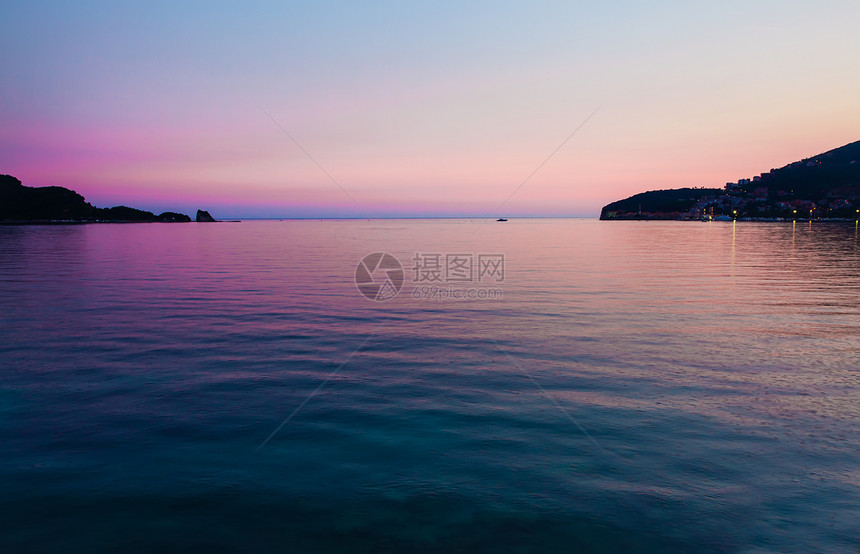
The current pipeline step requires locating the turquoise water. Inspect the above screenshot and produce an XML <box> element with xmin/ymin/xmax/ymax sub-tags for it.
<box><xmin>1</xmin><ymin>219</ymin><xmax>858</xmax><ymax>552</ymax></box>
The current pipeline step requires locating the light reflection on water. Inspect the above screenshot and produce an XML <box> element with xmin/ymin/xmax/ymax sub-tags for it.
<box><xmin>0</xmin><ymin>219</ymin><xmax>858</xmax><ymax>552</ymax></box>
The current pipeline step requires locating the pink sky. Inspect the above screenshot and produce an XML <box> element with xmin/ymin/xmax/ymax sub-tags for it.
<box><xmin>2</xmin><ymin>2</ymin><xmax>859</xmax><ymax>217</ymax></box>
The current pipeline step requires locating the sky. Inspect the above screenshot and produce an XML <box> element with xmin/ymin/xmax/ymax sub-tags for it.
<box><xmin>2</xmin><ymin>1</ymin><xmax>859</xmax><ymax>218</ymax></box>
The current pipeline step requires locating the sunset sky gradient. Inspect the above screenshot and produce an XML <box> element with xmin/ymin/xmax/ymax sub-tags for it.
<box><xmin>2</xmin><ymin>1</ymin><xmax>859</xmax><ymax>217</ymax></box>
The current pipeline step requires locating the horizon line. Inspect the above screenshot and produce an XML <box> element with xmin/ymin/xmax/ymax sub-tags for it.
<box><xmin>215</xmin><ymin>215</ymin><xmax>601</xmax><ymax>220</ymax></box>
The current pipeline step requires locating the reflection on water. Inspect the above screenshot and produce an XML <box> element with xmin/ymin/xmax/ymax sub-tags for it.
<box><xmin>0</xmin><ymin>219</ymin><xmax>858</xmax><ymax>552</ymax></box>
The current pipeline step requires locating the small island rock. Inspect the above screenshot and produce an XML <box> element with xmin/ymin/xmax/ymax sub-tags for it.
<box><xmin>196</xmin><ymin>210</ymin><xmax>217</xmax><ymax>222</ymax></box>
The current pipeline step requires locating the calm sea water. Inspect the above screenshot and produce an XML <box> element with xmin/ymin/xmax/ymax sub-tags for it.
<box><xmin>1</xmin><ymin>219</ymin><xmax>858</xmax><ymax>552</ymax></box>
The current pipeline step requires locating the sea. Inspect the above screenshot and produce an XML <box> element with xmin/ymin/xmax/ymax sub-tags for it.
<box><xmin>0</xmin><ymin>219</ymin><xmax>858</xmax><ymax>552</ymax></box>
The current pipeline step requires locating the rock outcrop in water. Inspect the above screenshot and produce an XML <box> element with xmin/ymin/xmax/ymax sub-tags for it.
<box><xmin>601</xmin><ymin>140</ymin><xmax>860</xmax><ymax>220</ymax></box>
<box><xmin>195</xmin><ymin>210</ymin><xmax>217</xmax><ymax>222</ymax></box>
<box><xmin>0</xmin><ymin>174</ymin><xmax>191</xmax><ymax>223</ymax></box>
